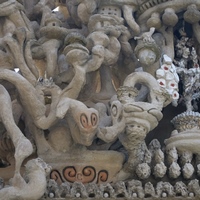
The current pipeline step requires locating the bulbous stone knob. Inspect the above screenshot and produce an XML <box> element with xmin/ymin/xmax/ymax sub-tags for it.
<box><xmin>162</xmin><ymin>8</ymin><xmax>178</xmax><ymax>27</ymax></box>
<box><xmin>147</xmin><ymin>12</ymin><xmax>162</xmax><ymax>29</ymax></box>
<box><xmin>184</xmin><ymin>4</ymin><xmax>200</xmax><ymax>24</ymax></box>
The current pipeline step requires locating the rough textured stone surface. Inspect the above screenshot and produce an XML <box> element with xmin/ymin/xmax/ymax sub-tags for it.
<box><xmin>1</xmin><ymin>0</ymin><xmax>200</xmax><ymax>199</ymax></box>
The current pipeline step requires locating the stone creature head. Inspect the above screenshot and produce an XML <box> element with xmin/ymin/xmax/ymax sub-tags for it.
<box><xmin>25</xmin><ymin>158</ymin><xmax>52</xmax><ymax>176</ymax></box>
<box><xmin>119</xmin><ymin>72</ymin><xmax>170</xmax><ymax>133</ymax></box>
<box><xmin>69</xmin><ymin>104</ymin><xmax>99</xmax><ymax>146</ymax></box>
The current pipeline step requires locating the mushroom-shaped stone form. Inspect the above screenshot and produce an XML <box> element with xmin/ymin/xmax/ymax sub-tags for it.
<box><xmin>40</xmin><ymin>15</ymin><xmax>68</xmax><ymax>41</ymax></box>
<box><xmin>87</xmin><ymin>32</ymin><xmax>110</xmax><ymax>50</ymax></box>
<box><xmin>77</xmin><ymin>0</ymin><xmax>97</xmax><ymax>24</ymax></box>
<box><xmin>64</xmin><ymin>31</ymin><xmax>87</xmax><ymax>48</ymax></box>
<box><xmin>147</xmin><ymin>12</ymin><xmax>162</xmax><ymax>30</ymax></box>
<box><xmin>62</xmin><ymin>32</ymin><xmax>104</xmax><ymax>99</ymax></box>
<box><xmin>184</xmin><ymin>4</ymin><xmax>200</xmax><ymax>24</ymax></box>
<box><xmin>87</xmin><ymin>14</ymin><xmax>122</xmax><ymax>66</ymax></box>
<box><xmin>96</xmin><ymin>0</ymin><xmax>140</xmax><ymax>35</ymax></box>
<box><xmin>64</xmin><ymin>33</ymin><xmax>88</xmax><ymax>67</ymax></box>
<box><xmin>0</xmin><ymin>0</ymin><xmax>34</xmax><ymax>39</ymax></box>
<box><xmin>162</xmin><ymin>8</ymin><xmax>178</xmax><ymax>27</ymax></box>
<box><xmin>87</xmin><ymin>13</ymin><xmax>124</xmax><ymax>35</ymax></box>
<box><xmin>38</xmin><ymin>14</ymin><xmax>70</xmax><ymax>78</ymax></box>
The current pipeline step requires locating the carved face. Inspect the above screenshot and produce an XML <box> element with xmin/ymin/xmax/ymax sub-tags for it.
<box><xmin>25</xmin><ymin>158</ymin><xmax>52</xmax><ymax>175</ymax></box>
<box><xmin>70</xmin><ymin>107</ymin><xmax>99</xmax><ymax>146</ymax></box>
<box><xmin>138</xmin><ymin>48</ymin><xmax>157</xmax><ymax>65</ymax></box>
<box><xmin>123</xmin><ymin>102</ymin><xmax>163</xmax><ymax>133</ymax></box>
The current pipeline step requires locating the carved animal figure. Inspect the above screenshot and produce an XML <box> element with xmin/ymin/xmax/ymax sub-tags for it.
<box><xmin>0</xmin><ymin>158</ymin><xmax>51</xmax><ymax>200</ymax></box>
<box><xmin>0</xmin><ymin>69</ymin><xmax>99</xmax><ymax>156</ymax></box>
<box><xmin>97</xmin><ymin>72</ymin><xmax>170</xmax><ymax>181</ymax></box>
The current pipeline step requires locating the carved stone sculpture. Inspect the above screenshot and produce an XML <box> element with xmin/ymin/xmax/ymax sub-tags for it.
<box><xmin>1</xmin><ymin>0</ymin><xmax>200</xmax><ymax>200</ymax></box>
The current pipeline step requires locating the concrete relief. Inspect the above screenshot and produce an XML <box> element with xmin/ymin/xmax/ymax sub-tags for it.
<box><xmin>1</xmin><ymin>0</ymin><xmax>200</xmax><ymax>199</ymax></box>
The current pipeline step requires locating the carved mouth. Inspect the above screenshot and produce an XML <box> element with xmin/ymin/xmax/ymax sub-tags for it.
<box><xmin>124</xmin><ymin>103</ymin><xmax>163</xmax><ymax>121</ymax></box>
<box><xmin>80</xmin><ymin>134</ymin><xmax>96</xmax><ymax>146</ymax></box>
<box><xmin>63</xmin><ymin>43</ymin><xmax>89</xmax><ymax>56</ymax></box>
<box><xmin>126</xmin><ymin>118</ymin><xmax>151</xmax><ymax>133</ymax></box>
<box><xmin>126</xmin><ymin>124</ymin><xmax>147</xmax><ymax>138</ymax></box>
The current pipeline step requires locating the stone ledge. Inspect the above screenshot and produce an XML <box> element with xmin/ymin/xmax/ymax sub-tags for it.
<box><xmin>40</xmin><ymin>197</ymin><xmax>197</xmax><ymax>200</ymax></box>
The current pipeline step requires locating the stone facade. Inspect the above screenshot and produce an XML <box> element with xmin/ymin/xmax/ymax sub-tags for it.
<box><xmin>0</xmin><ymin>0</ymin><xmax>200</xmax><ymax>199</ymax></box>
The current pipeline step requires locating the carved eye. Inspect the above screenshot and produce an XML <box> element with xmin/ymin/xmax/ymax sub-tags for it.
<box><xmin>111</xmin><ymin>105</ymin><xmax>117</xmax><ymax>117</ymax></box>
<box><xmin>80</xmin><ymin>114</ymin><xmax>88</xmax><ymax>128</ymax></box>
<box><xmin>91</xmin><ymin>113</ymin><xmax>97</xmax><ymax>126</ymax></box>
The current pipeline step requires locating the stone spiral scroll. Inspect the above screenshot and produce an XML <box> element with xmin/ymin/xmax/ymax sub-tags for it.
<box><xmin>50</xmin><ymin>166</ymin><xmax>109</xmax><ymax>184</ymax></box>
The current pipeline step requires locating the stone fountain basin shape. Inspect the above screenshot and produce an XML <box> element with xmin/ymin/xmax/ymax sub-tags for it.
<box><xmin>165</xmin><ymin>130</ymin><xmax>200</xmax><ymax>154</ymax></box>
<box><xmin>47</xmin><ymin>150</ymin><xmax>124</xmax><ymax>184</ymax></box>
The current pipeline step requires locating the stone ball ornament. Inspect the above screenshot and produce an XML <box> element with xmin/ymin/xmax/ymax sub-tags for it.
<box><xmin>162</xmin><ymin>8</ymin><xmax>178</xmax><ymax>27</ymax></box>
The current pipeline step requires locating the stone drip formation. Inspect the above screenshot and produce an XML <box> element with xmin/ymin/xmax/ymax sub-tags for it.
<box><xmin>0</xmin><ymin>0</ymin><xmax>200</xmax><ymax>199</ymax></box>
